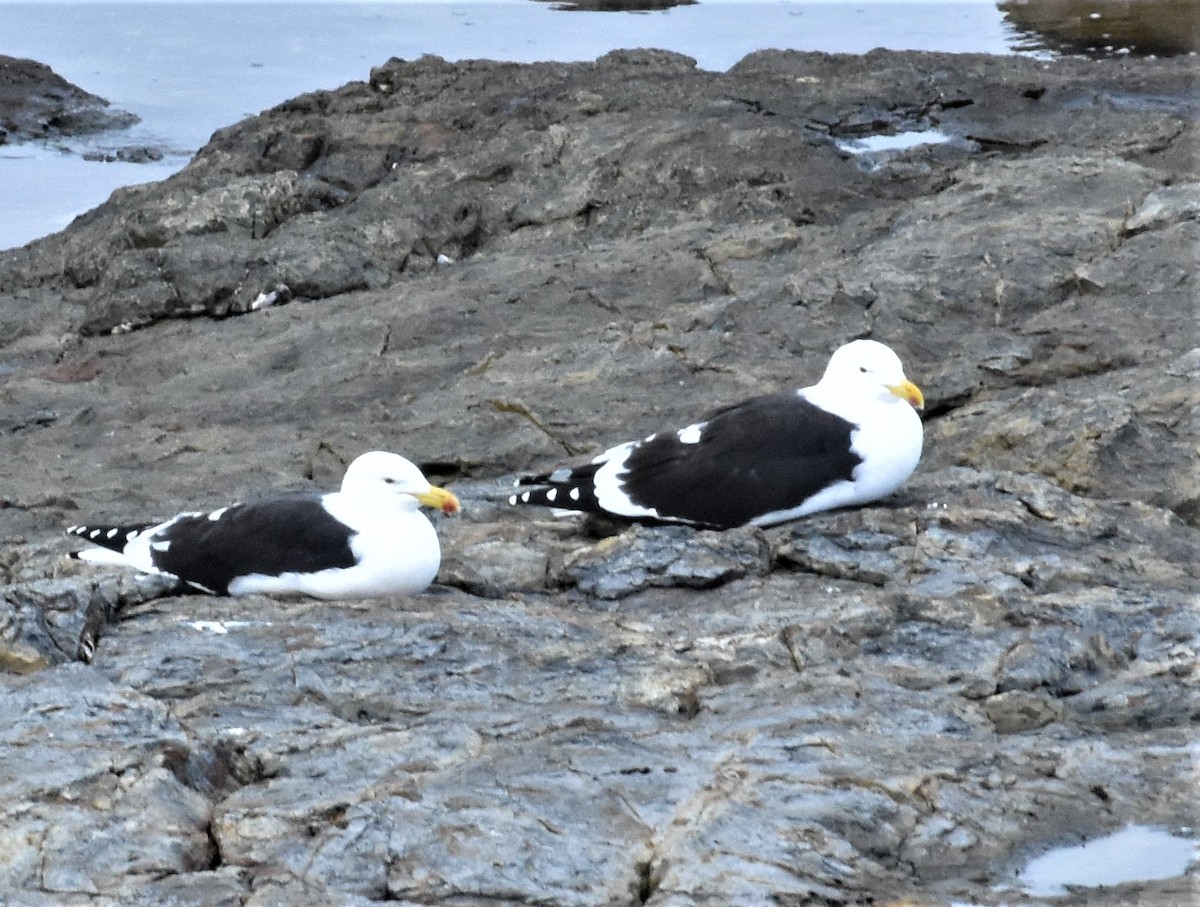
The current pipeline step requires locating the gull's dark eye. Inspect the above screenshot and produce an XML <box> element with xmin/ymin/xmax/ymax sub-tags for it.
<box><xmin>383</xmin><ymin>477</ymin><xmax>396</xmax><ymax>484</ymax></box>
<box><xmin>859</xmin><ymin>366</ymin><xmax>868</xmax><ymax>373</ymax></box>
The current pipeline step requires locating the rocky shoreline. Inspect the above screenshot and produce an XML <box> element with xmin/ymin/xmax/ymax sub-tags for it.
<box><xmin>1</xmin><ymin>49</ymin><xmax>1197</xmax><ymax>905</ymax></box>
<box><xmin>0</xmin><ymin>55</ymin><xmax>138</xmax><ymax>146</ymax></box>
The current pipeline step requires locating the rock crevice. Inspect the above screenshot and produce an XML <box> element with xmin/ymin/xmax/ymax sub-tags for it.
<box><xmin>0</xmin><ymin>49</ymin><xmax>1196</xmax><ymax>906</ymax></box>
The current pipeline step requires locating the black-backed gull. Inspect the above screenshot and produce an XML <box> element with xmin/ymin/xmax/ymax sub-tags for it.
<box><xmin>510</xmin><ymin>339</ymin><xmax>924</xmax><ymax>529</ymax></box>
<box><xmin>68</xmin><ymin>451</ymin><xmax>460</xmax><ymax>598</ymax></box>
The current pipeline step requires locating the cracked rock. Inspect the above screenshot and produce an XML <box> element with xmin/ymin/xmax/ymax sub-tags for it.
<box><xmin>0</xmin><ymin>48</ymin><xmax>1197</xmax><ymax>907</ymax></box>
<box><xmin>563</xmin><ymin>524</ymin><xmax>769</xmax><ymax>599</ymax></box>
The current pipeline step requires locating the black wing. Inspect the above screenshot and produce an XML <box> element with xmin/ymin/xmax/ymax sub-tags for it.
<box><xmin>151</xmin><ymin>494</ymin><xmax>357</xmax><ymax>594</ymax></box>
<box><xmin>516</xmin><ymin>392</ymin><xmax>860</xmax><ymax>529</ymax></box>
<box><xmin>614</xmin><ymin>392</ymin><xmax>860</xmax><ymax>528</ymax></box>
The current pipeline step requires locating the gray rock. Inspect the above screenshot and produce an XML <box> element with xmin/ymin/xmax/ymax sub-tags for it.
<box><xmin>563</xmin><ymin>524</ymin><xmax>769</xmax><ymax>600</ymax></box>
<box><xmin>0</xmin><ymin>49</ymin><xmax>1197</xmax><ymax>906</ymax></box>
<box><xmin>0</xmin><ymin>55</ymin><xmax>138</xmax><ymax>143</ymax></box>
<box><xmin>1125</xmin><ymin>181</ymin><xmax>1200</xmax><ymax>233</ymax></box>
<box><xmin>0</xmin><ymin>666</ymin><xmax>217</xmax><ymax>897</ymax></box>
<box><xmin>984</xmin><ymin>689</ymin><xmax>1065</xmax><ymax>733</ymax></box>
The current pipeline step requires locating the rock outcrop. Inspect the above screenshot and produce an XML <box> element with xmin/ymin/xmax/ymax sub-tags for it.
<box><xmin>0</xmin><ymin>55</ymin><xmax>137</xmax><ymax>145</ymax></box>
<box><xmin>1</xmin><ymin>49</ymin><xmax>1196</xmax><ymax>906</ymax></box>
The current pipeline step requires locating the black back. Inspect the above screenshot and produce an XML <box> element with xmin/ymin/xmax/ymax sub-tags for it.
<box><xmin>617</xmin><ymin>392</ymin><xmax>860</xmax><ymax>528</ymax></box>
<box><xmin>516</xmin><ymin>392</ymin><xmax>862</xmax><ymax>529</ymax></box>
<box><xmin>151</xmin><ymin>494</ymin><xmax>358</xmax><ymax>594</ymax></box>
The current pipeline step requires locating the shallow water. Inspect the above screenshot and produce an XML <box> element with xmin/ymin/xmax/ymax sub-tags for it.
<box><xmin>836</xmin><ymin>129</ymin><xmax>956</xmax><ymax>155</ymax></box>
<box><xmin>1017</xmin><ymin>824</ymin><xmax>1198</xmax><ymax>896</ymax></box>
<box><xmin>1001</xmin><ymin>0</ymin><xmax>1200</xmax><ymax>57</ymax></box>
<box><xmin>1</xmin><ymin>142</ymin><xmax>187</xmax><ymax>250</ymax></box>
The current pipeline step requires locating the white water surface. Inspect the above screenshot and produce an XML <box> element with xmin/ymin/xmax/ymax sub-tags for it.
<box><xmin>836</xmin><ymin>128</ymin><xmax>956</xmax><ymax>154</ymax></box>
<box><xmin>0</xmin><ymin>0</ymin><xmax>1018</xmax><ymax>250</ymax></box>
<box><xmin>1017</xmin><ymin>824</ymin><xmax>1197</xmax><ymax>897</ymax></box>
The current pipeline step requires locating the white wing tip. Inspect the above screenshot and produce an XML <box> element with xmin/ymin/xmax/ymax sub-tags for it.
<box><xmin>73</xmin><ymin>547</ymin><xmax>132</xmax><ymax>566</ymax></box>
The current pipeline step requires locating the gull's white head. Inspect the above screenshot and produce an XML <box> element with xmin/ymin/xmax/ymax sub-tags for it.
<box><xmin>341</xmin><ymin>451</ymin><xmax>460</xmax><ymax>514</ymax></box>
<box><xmin>821</xmin><ymin>339</ymin><xmax>925</xmax><ymax>410</ymax></box>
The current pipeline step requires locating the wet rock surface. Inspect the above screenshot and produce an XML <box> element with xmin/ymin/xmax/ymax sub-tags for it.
<box><xmin>0</xmin><ymin>50</ymin><xmax>1196</xmax><ymax>905</ymax></box>
<box><xmin>0</xmin><ymin>55</ymin><xmax>138</xmax><ymax>145</ymax></box>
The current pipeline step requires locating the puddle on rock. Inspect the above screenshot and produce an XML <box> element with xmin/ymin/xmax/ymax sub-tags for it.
<box><xmin>1017</xmin><ymin>824</ymin><xmax>1198</xmax><ymax>897</ymax></box>
<box><xmin>834</xmin><ymin>128</ymin><xmax>977</xmax><ymax>171</ymax></box>
<box><xmin>835</xmin><ymin>129</ymin><xmax>955</xmax><ymax>155</ymax></box>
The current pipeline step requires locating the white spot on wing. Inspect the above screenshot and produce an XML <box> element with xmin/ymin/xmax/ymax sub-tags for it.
<box><xmin>88</xmin><ymin>529</ymin><xmax>101</xmax><ymax>539</ymax></box>
<box><xmin>569</xmin><ymin>487</ymin><xmax>580</xmax><ymax>501</ymax></box>
<box><xmin>508</xmin><ymin>494</ymin><xmax>518</xmax><ymax>505</ymax></box>
<box><xmin>521</xmin><ymin>491</ymin><xmax>531</xmax><ymax>503</ymax></box>
<box><xmin>105</xmin><ymin>528</ymin><xmax>118</xmax><ymax>539</ymax></box>
<box><xmin>677</xmin><ymin>422</ymin><xmax>705</xmax><ymax>444</ymax></box>
<box><xmin>591</xmin><ymin>440</ymin><xmax>637</xmax><ymax>466</ymax></box>
<box><xmin>546</xmin><ymin>488</ymin><xmax>558</xmax><ymax>503</ymax></box>
<box><xmin>151</xmin><ymin>540</ymin><xmax>171</xmax><ymax>552</ymax></box>
<box><xmin>207</xmin><ymin>507</ymin><xmax>228</xmax><ymax>521</ymax></box>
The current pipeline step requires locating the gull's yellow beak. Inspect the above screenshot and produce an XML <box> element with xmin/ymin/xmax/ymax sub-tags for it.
<box><xmin>888</xmin><ymin>379</ymin><xmax>925</xmax><ymax>411</ymax></box>
<box><xmin>416</xmin><ymin>486</ymin><xmax>460</xmax><ymax>516</ymax></box>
